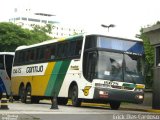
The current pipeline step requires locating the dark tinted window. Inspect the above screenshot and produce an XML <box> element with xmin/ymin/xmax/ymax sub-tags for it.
<box><xmin>0</xmin><ymin>55</ymin><xmax>4</xmax><ymax>69</ymax></box>
<box><xmin>156</xmin><ymin>46</ymin><xmax>160</xmax><ymax>66</ymax></box>
<box><xmin>69</xmin><ymin>41</ymin><xmax>76</xmax><ymax>57</ymax></box>
<box><xmin>13</xmin><ymin>36</ymin><xmax>83</xmax><ymax>65</ymax></box>
<box><xmin>5</xmin><ymin>55</ymin><xmax>14</xmax><ymax>78</ymax></box>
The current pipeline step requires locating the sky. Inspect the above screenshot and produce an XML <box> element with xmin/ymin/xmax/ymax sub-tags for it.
<box><xmin>1</xmin><ymin>0</ymin><xmax>160</xmax><ymax>39</ymax></box>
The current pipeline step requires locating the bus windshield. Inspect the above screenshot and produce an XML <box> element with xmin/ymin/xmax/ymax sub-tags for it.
<box><xmin>124</xmin><ymin>54</ymin><xmax>143</xmax><ymax>84</ymax></box>
<box><xmin>96</xmin><ymin>51</ymin><xmax>143</xmax><ymax>83</ymax></box>
<box><xmin>96</xmin><ymin>51</ymin><xmax>123</xmax><ymax>81</ymax></box>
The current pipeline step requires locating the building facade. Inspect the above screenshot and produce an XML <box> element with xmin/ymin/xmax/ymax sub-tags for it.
<box><xmin>143</xmin><ymin>23</ymin><xmax>160</xmax><ymax>109</ymax></box>
<box><xmin>9</xmin><ymin>8</ymin><xmax>84</xmax><ymax>38</ymax></box>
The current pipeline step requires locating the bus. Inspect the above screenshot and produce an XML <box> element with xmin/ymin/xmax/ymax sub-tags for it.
<box><xmin>0</xmin><ymin>52</ymin><xmax>14</xmax><ymax>98</ymax></box>
<box><xmin>11</xmin><ymin>33</ymin><xmax>145</xmax><ymax>109</ymax></box>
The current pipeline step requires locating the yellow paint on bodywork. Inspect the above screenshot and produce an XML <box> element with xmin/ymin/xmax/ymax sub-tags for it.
<box><xmin>32</xmin><ymin>62</ymin><xmax>55</xmax><ymax>96</ymax></box>
<box><xmin>11</xmin><ymin>62</ymin><xmax>56</xmax><ymax>96</ymax></box>
<box><xmin>58</xmin><ymin>38</ymin><xmax>65</xmax><ymax>41</ymax></box>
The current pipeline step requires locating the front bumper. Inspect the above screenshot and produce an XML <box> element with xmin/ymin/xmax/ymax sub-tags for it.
<box><xmin>93</xmin><ymin>88</ymin><xmax>144</xmax><ymax>104</ymax></box>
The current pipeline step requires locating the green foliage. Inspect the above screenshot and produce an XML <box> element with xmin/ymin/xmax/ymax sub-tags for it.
<box><xmin>32</xmin><ymin>24</ymin><xmax>54</xmax><ymax>34</ymax></box>
<box><xmin>140</xmin><ymin>29</ymin><xmax>154</xmax><ymax>88</ymax></box>
<box><xmin>0</xmin><ymin>22</ymin><xmax>52</xmax><ymax>52</ymax></box>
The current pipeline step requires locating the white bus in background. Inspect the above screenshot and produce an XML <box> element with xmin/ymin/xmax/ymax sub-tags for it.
<box><xmin>0</xmin><ymin>52</ymin><xmax>14</xmax><ymax>98</ymax></box>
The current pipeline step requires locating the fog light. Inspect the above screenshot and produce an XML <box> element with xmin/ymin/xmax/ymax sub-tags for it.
<box><xmin>136</xmin><ymin>95</ymin><xmax>143</xmax><ymax>99</ymax></box>
<box><xmin>99</xmin><ymin>91</ymin><xmax>104</xmax><ymax>95</ymax></box>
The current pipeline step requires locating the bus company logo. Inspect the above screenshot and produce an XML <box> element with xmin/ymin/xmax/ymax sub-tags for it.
<box><xmin>26</xmin><ymin>65</ymin><xmax>43</xmax><ymax>73</ymax></box>
<box><xmin>82</xmin><ymin>86</ymin><xmax>91</xmax><ymax>96</ymax></box>
<box><xmin>70</xmin><ymin>65</ymin><xmax>79</xmax><ymax>70</ymax></box>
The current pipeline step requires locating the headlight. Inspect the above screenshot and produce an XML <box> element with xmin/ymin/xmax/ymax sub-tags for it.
<box><xmin>136</xmin><ymin>95</ymin><xmax>144</xmax><ymax>99</ymax></box>
<box><xmin>135</xmin><ymin>88</ymin><xmax>144</xmax><ymax>92</ymax></box>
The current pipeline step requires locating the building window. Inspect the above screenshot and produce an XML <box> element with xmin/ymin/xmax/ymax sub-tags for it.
<box><xmin>16</xmin><ymin>17</ymin><xmax>20</xmax><ymax>20</ymax></box>
<box><xmin>22</xmin><ymin>17</ymin><xmax>27</xmax><ymax>20</ymax></box>
<box><xmin>48</xmin><ymin>21</ymin><xmax>54</xmax><ymax>24</ymax></box>
<box><xmin>156</xmin><ymin>46</ymin><xmax>160</xmax><ymax>66</ymax></box>
<box><xmin>42</xmin><ymin>20</ymin><xmax>47</xmax><ymax>23</ymax></box>
<box><xmin>28</xmin><ymin>18</ymin><xmax>40</xmax><ymax>22</ymax></box>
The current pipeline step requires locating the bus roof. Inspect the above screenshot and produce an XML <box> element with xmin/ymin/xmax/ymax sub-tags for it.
<box><xmin>0</xmin><ymin>52</ymin><xmax>15</xmax><ymax>56</ymax></box>
<box><xmin>84</xmin><ymin>32</ymin><xmax>143</xmax><ymax>42</ymax></box>
<box><xmin>16</xmin><ymin>34</ymin><xmax>84</xmax><ymax>51</ymax></box>
<box><xmin>15</xmin><ymin>33</ymin><xmax>142</xmax><ymax>51</ymax></box>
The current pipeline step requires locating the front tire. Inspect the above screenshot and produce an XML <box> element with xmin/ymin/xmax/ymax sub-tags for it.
<box><xmin>110</xmin><ymin>101</ymin><xmax>121</xmax><ymax>110</ymax></box>
<box><xmin>70</xmin><ymin>85</ymin><xmax>81</xmax><ymax>107</ymax></box>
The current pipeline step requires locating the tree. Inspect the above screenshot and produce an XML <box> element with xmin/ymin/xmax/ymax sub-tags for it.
<box><xmin>0</xmin><ymin>22</ymin><xmax>52</xmax><ymax>51</ymax></box>
<box><xmin>32</xmin><ymin>24</ymin><xmax>54</xmax><ymax>34</ymax></box>
<box><xmin>140</xmin><ymin>28</ymin><xmax>154</xmax><ymax>88</ymax></box>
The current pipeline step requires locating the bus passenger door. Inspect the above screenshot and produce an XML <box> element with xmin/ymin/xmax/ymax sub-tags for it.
<box><xmin>86</xmin><ymin>52</ymin><xmax>97</xmax><ymax>81</ymax></box>
<box><xmin>0</xmin><ymin>55</ymin><xmax>5</xmax><ymax>95</ymax></box>
<box><xmin>4</xmin><ymin>55</ymin><xmax>14</xmax><ymax>79</ymax></box>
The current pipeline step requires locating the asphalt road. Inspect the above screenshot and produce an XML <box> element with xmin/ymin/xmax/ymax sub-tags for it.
<box><xmin>0</xmin><ymin>101</ymin><xmax>159</xmax><ymax>120</ymax></box>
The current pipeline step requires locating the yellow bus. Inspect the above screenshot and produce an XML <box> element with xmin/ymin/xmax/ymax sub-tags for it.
<box><xmin>11</xmin><ymin>33</ymin><xmax>145</xmax><ymax>109</ymax></box>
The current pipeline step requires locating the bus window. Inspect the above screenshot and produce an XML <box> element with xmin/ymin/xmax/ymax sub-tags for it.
<box><xmin>57</xmin><ymin>43</ymin><xmax>65</xmax><ymax>59</ymax></box>
<box><xmin>85</xmin><ymin>52</ymin><xmax>97</xmax><ymax>81</ymax></box>
<box><xmin>37</xmin><ymin>47</ymin><xmax>45</xmax><ymax>61</ymax></box>
<box><xmin>75</xmin><ymin>40</ymin><xmax>82</xmax><ymax>56</ymax></box>
<box><xmin>5</xmin><ymin>55</ymin><xmax>14</xmax><ymax>78</ymax></box>
<box><xmin>0</xmin><ymin>55</ymin><xmax>4</xmax><ymax>69</ymax></box>
<box><xmin>28</xmin><ymin>49</ymin><xmax>35</xmax><ymax>62</ymax></box>
<box><xmin>19</xmin><ymin>51</ymin><xmax>24</xmax><ymax>64</ymax></box>
<box><xmin>69</xmin><ymin>41</ymin><xmax>76</xmax><ymax>57</ymax></box>
<box><xmin>64</xmin><ymin>42</ymin><xmax>69</xmax><ymax>58</ymax></box>
<box><xmin>84</xmin><ymin>36</ymin><xmax>97</xmax><ymax>50</ymax></box>
<box><xmin>50</xmin><ymin>45</ymin><xmax>56</xmax><ymax>60</ymax></box>
<box><xmin>45</xmin><ymin>46</ymin><xmax>51</xmax><ymax>60</ymax></box>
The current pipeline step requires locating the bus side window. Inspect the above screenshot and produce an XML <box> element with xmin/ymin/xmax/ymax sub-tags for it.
<box><xmin>50</xmin><ymin>45</ymin><xmax>56</xmax><ymax>60</ymax></box>
<box><xmin>29</xmin><ymin>49</ymin><xmax>35</xmax><ymax>62</ymax></box>
<box><xmin>0</xmin><ymin>55</ymin><xmax>4</xmax><ymax>69</ymax></box>
<box><xmin>45</xmin><ymin>46</ymin><xmax>51</xmax><ymax>60</ymax></box>
<box><xmin>64</xmin><ymin>42</ymin><xmax>69</xmax><ymax>58</ymax></box>
<box><xmin>75</xmin><ymin>40</ymin><xmax>82</xmax><ymax>56</ymax></box>
<box><xmin>57</xmin><ymin>43</ymin><xmax>65</xmax><ymax>59</ymax></box>
<box><xmin>25</xmin><ymin>50</ymin><xmax>30</xmax><ymax>63</ymax></box>
<box><xmin>37</xmin><ymin>47</ymin><xmax>45</xmax><ymax>61</ymax></box>
<box><xmin>69</xmin><ymin>41</ymin><xmax>76</xmax><ymax>57</ymax></box>
<box><xmin>19</xmin><ymin>51</ymin><xmax>24</xmax><ymax>64</ymax></box>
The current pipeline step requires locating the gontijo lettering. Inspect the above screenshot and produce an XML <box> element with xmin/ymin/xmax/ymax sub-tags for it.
<box><xmin>26</xmin><ymin>65</ymin><xmax>43</xmax><ymax>73</ymax></box>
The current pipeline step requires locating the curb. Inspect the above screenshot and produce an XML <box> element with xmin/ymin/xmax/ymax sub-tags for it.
<box><xmin>147</xmin><ymin>109</ymin><xmax>160</xmax><ymax>113</ymax></box>
<box><xmin>73</xmin><ymin>102</ymin><xmax>160</xmax><ymax>113</ymax></box>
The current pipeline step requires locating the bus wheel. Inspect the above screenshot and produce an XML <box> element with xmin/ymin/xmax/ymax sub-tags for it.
<box><xmin>13</xmin><ymin>96</ymin><xmax>19</xmax><ymax>101</ymax></box>
<box><xmin>58</xmin><ymin>98</ymin><xmax>68</xmax><ymax>105</ymax></box>
<box><xmin>19</xmin><ymin>86</ymin><xmax>26</xmax><ymax>103</ymax></box>
<box><xmin>109</xmin><ymin>101</ymin><xmax>121</xmax><ymax>110</ymax></box>
<box><xmin>25</xmin><ymin>85</ymin><xmax>32</xmax><ymax>104</ymax></box>
<box><xmin>71</xmin><ymin>85</ymin><xmax>81</xmax><ymax>107</ymax></box>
